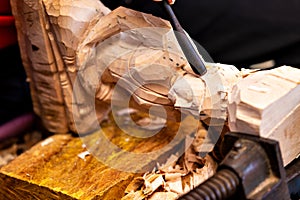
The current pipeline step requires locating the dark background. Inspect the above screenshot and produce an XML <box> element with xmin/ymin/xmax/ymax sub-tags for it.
<box><xmin>102</xmin><ymin>0</ymin><xmax>300</xmax><ymax>68</ymax></box>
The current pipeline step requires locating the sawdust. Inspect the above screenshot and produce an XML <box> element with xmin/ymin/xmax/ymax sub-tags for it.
<box><xmin>0</xmin><ymin>131</ymin><xmax>43</xmax><ymax>167</ymax></box>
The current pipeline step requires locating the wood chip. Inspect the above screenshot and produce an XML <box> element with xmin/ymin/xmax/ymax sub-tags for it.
<box><xmin>143</xmin><ymin>174</ymin><xmax>165</xmax><ymax>195</ymax></box>
<box><xmin>149</xmin><ymin>192</ymin><xmax>178</xmax><ymax>200</ymax></box>
<box><xmin>77</xmin><ymin>150</ymin><xmax>90</xmax><ymax>160</ymax></box>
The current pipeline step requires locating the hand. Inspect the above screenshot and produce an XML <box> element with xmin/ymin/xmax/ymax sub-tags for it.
<box><xmin>152</xmin><ymin>0</ymin><xmax>175</xmax><ymax>5</ymax></box>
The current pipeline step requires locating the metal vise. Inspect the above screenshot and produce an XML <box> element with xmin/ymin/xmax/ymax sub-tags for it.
<box><xmin>179</xmin><ymin>132</ymin><xmax>293</xmax><ymax>200</ymax></box>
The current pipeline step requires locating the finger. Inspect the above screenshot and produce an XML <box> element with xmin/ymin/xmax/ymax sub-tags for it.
<box><xmin>168</xmin><ymin>0</ymin><xmax>175</xmax><ymax>4</ymax></box>
<box><xmin>152</xmin><ymin>0</ymin><xmax>175</xmax><ymax>5</ymax></box>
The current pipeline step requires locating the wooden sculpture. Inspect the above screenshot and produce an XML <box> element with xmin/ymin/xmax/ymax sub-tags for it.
<box><xmin>10</xmin><ymin>0</ymin><xmax>241</xmax><ymax>134</ymax></box>
<box><xmin>6</xmin><ymin>0</ymin><xmax>300</xmax><ymax>199</ymax></box>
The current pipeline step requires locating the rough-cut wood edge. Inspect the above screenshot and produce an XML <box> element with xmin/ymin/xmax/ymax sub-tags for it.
<box><xmin>267</xmin><ymin>103</ymin><xmax>300</xmax><ymax>166</ymax></box>
<box><xmin>0</xmin><ymin>134</ymin><xmax>135</xmax><ymax>200</ymax></box>
<box><xmin>0</xmin><ymin>174</ymin><xmax>75</xmax><ymax>200</ymax></box>
<box><xmin>228</xmin><ymin>66</ymin><xmax>300</xmax><ymax>166</ymax></box>
<box><xmin>9</xmin><ymin>0</ymin><xmax>41</xmax><ymax>117</ymax></box>
<box><xmin>10</xmin><ymin>0</ymin><xmax>111</xmax><ymax>133</ymax></box>
<box><xmin>10</xmin><ymin>0</ymin><xmax>69</xmax><ymax>133</ymax></box>
<box><xmin>42</xmin><ymin>0</ymin><xmax>111</xmax><ymax>133</ymax></box>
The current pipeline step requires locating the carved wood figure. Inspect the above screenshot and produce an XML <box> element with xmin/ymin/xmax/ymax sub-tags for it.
<box><xmin>7</xmin><ymin>0</ymin><xmax>300</xmax><ymax>199</ymax></box>
<box><xmin>10</xmin><ymin>0</ymin><xmax>242</xmax><ymax>134</ymax></box>
<box><xmin>11</xmin><ymin>0</ymin><xmax>300</xmax><ymax>174</ymax></box>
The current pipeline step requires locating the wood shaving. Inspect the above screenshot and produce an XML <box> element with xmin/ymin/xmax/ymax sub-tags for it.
<box><xmin>41</xmin><ymin>137</ymin><xmax>54</xmax><ymax>147</ymax></box>
<box><xmin>122</xmin><ymin>125</ymin><xmax>217</xmax><ymax>199</ymax></box>
<box><xmin>77</xmin><ymin>151</ymin><xmax>90</xmax><ymax>161</ymax></box>
<box><xmin>0</xmin><ymin>144</ymin><xmax>18</xmax><ymax>167</ymax></box>
<box><xmin>143</xmin><ymin>174</ymin><xmax>165</xmax><ymax>195</ymax></box>
<box><xmin>148</xmin><ymin>192</ymin><xmax>178</xmax><ymax>200</ymax></box>
<box><xmin>125</xmin><ymin>177</ymin><xmax>145</xmax><ymax>194</ymax></box>
<box><xmin>240</xmin><ymin>68</ymin><xmax>260</xmax><ymax>78</ymax></box>
<box><xmin>122</xmin><ymin>190</ymin><xmax>145</xmax><ymax>200</ymax></box>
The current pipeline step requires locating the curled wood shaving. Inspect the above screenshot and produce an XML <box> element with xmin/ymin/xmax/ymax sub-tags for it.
<box><xmin>192</xmin><ymin>129</ymin><xmax>207</xmax><ymax>152</ymax></box>
<box><xmin>125</xmin><ymin>177</ymin><xmax>145</xmax><ymax>194</ymax></box>
<box><xmin>143</xmin><ymin>174</ymin><xmax>165</xmax><ymax>195</ymax></box>
<box><xmin>122</xmin><ymin>190</ymin><xmax>145</xmax><ymax>200</ymax></box>
<box><xmin>240</xmin><ymin>68</ymin><xmax>260</xmax><ymax>78</ymax></box>
<box><xmin>123</xmin><ymin>154</ymin><xmax>216</xmax><ymax>199</ymax></box>
<box><xmin>148</xmin><ymin>192</ymin><xmax>178</xmax><ymax>200</ymax></box>
<box><xmin>122</xmin><ymin>126</ymin><xmax>217</xmax><ymax>200</ymax></box>
<box><xmin>77</xmin><ymin>151</ymin><xmax>90</xmax><ymax>161</ymax></box>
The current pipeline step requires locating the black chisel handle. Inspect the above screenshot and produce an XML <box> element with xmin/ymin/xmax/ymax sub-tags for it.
<box><xmin>162</xmin><ymin>1</ymin><xmax>207</xmax><ymax>76</ymax></box>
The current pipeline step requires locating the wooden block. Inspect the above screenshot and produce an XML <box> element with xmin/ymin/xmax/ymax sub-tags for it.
<box><xmin>267</xmin><ymin>103</ymin><xmax>300</xmax><ymax>165</ymax></box>
<box><xmin>0</xmin><ymin>112</ymin><xmax>198</xmax><ymax>199</ymax></box>
<box><xmin>228</xmin><ymin>66</ymin><xmax>300</xmax><ymax>166</ymax></box>
<box><xmin>0</xmin><ymin>134</ymin><xmax>133</xmax><ymax>200</ymax></box>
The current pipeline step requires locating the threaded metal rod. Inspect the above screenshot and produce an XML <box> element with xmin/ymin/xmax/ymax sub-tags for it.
<box><xmin>179</xmin><ymin>169</ymin><xmax>240</xmax><ymax>200</ymax></box>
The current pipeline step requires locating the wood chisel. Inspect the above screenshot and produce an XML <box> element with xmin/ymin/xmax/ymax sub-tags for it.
<box><xmin>162</xmin><ymin>0</ymin><xmax>207</xmax><ymax>76</ymax></box>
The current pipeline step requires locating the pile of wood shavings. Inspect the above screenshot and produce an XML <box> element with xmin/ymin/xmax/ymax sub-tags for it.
<box><xmin>0</xmin><ymin>131</ymin><xmax>43</xmax><ymax>167</ymax></box>
<box><xmin>122</xmin><ymin>127</ymin><xmax>217</xmax><ymax>200</ymax></box>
